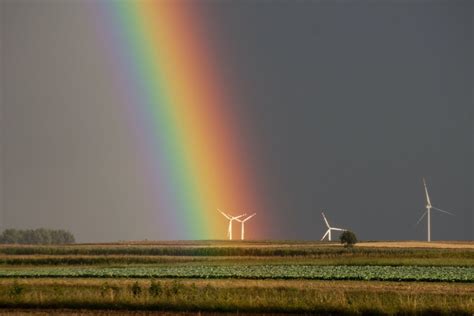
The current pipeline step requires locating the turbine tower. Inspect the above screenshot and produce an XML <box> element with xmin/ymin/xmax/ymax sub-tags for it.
<box><xmin>320</xmin><ymin>212</ymin><xmax>346</xmax><ymax>241</ymax></box>
<box><xmin>218</xmin><ymin>209</ymin><xmax>246</xmax><ymax>240</ymax></box>
<box><xmin>236</xmin><ymin>213</ymin><xmax>256</xmax><ymax>240</ymax></box>
<box><xmin>416</xmin><ymin>178</ymin><xmax>454</xmax><ymax>242</ymax></box>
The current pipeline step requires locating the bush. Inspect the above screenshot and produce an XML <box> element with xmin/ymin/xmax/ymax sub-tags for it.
<box><xmin>0</xmin><ymin>228</ymin><xmax>75</xmax><ymax>245</ymax></box>
<box><xmin>149</xmin><ymin>280</ymin><xmax>162</xmax><ymax>297</ymax></box>
<box><xmin>9</xmin><ymin>281</ymin><xmax>24</xmax><ymax>298</ymax></box>
<box><xmin>169</xmin><ymin>280</ymin><xmax>184</xmax><ymax>295</ymax></box>
<box><xmin>340</xmin><ymin>231</ymin><xmax>357</xmax><ymax>247</ymax></box>
<box><xmin>130</xmin><ymin>281</ymin><xmax>142</xmax><ymax>297</ymax></box>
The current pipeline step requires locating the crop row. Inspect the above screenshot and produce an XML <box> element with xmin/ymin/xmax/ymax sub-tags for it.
<box><xmin>0</xmin><ymin>256</ymin><xmax>471</xmax><ymax>267</ymax></box>
<box><xmin>1</xmin><ymin>246</ymin><xmax>472</xmax><ymax>259</ymax></box>
<box><xmin>0</xmin><ymin>265</ymin><xmax>472</xmax><ymax>282</ymax></box>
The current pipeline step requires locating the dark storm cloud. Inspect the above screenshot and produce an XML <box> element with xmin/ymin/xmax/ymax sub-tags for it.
<box><xmin>199</xmin><ymin>0</ymin><xmax>473</xmax><ymax>241</ymax></box>
<box><xmin>0</xmin><ymin>0</ymin><xmax>472</xmax><ymax>241</ymax></box>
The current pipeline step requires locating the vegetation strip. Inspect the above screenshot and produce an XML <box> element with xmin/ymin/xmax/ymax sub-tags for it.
<box><xmin>1</xmin><ymin>245</ymin><xmax>473</xmax><ymax>259</ymax></box>
<box><xmin>1</xmin><ymin>265</ymin><xmax>472</xmax><ymax>282</ymax></box>
<box><xmin>3</xmin><ymin>278</ymin><xmax>474</xmax><ymax>293</ymax></box>
<box><xmin>0</xmin><ymin>255</ymin><xmax>472</xmax><ymax>266</ymax></box>
<box><xmin>1</xmin><ymin>279</ymin><xmax>472</xmax><ymax>314</ymax></box>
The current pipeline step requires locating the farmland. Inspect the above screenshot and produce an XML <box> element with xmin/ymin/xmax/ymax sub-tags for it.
<box><xmin>0</xmin><ymin>241</ymin><xmax>473</xmax><ymax>314</ymax></box>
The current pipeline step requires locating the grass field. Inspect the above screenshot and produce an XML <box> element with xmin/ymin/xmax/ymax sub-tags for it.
<box><xmin>0</xmin><ymin>241</ymin><xmax>472</xmax><ymax>315</ymax></box>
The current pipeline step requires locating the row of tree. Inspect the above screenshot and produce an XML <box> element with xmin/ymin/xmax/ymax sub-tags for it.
<box><xmin>0</xmin><ymin>228</ymin><xmax>75</xmax><ymax>244</ymax></box>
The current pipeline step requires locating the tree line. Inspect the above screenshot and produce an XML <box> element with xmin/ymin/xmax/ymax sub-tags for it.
<box><xmin>0</xmin><ymin>228</ymin><xmax>75</xmax><ymax>244</ymax></box>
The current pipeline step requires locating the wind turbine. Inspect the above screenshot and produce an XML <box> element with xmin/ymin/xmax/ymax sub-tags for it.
<box><xmin>416</xmin><ymin>178</ymin><xmax>454</xmax><ymax>242</ymax></box>
<box><xmin>320</xmin><ymin>212</ymin><xmax>346</xmax><ymax>241</ymax></box>
<box><xmin>217</xmin><ymin>209</ymin><xmax>246</xmax><ymax>240</ymax></box>
<box><xmin>236</xmin><ymin>213</ymin><xmax>256</xmax><ymax>240</ymax></box>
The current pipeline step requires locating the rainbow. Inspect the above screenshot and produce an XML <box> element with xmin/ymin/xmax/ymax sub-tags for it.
<box><xmin>91</xmin><ymin>1</ymin><xmax>262</xmax><ymax>239</ymax></box>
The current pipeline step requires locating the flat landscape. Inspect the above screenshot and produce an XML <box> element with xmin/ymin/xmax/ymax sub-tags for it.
<box><xmin>0</xmin><ymin>241</ymin><xmax>473</xmax><ymax>315</ymax></box>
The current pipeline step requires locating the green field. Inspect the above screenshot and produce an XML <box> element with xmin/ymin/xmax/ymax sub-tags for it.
<box><xmin>1</xmin><ymin>265</ymin><xmax>473</xmax><ymax>282</ymax></box>
<box><xmin>0</xmin><ymin>241</ymin><xmax>473</xmax><ymax>315</ymax></box>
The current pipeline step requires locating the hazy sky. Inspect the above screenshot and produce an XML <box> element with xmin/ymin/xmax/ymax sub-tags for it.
<box><xmin>1</xmin><ymin>0</ymin><xmax>472</xmax><ymax>242</ymax></box>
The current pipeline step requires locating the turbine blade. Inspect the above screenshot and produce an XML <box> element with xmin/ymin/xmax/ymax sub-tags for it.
<box><xmin>217</xmin><ymin>209</ymin><xmax>231</xmax><ymax>220</ymax></box>
<box><xmin>242</xmin><ymin>213</ymin><xmax>257</xmax><ymax>222</ymax></box>
<box><xmin>432</xmin><ymin>207</ymin><xmax>455</xmax><ymax>216</ymax></box>
<box><xmin>321</xmin><ymin>230</ymin><xmax>329</xmax><ymax>241</ymax></box>
<box><xmin>322</xmin><ymin>212</ymin><xmax>331</xmax><ymax>228</ymax></box>
<box><xmin>415</xmin><ymin>211</ymin><xmax>427</xmax><ymax>226</ymax></box>
<box><xmin>423</xmin><ymin>178</ymin><xmax>432</xmax><ymax>206</ymax></box>
<box><xmin>331</xmin><ymin>228</ymin><xmax>346</xmax><ymax>231</ymax></box>
<box><xmin>233</xmin><ymin>214</ymin><xmax>246</xmax><ymax>220</ymax></box>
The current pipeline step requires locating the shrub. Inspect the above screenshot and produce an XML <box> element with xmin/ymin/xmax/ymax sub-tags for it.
<box><xmin>149</xmin><ymin>280</ymin><xmax>162</xmax><ymax>297</ymax></box>
<box><xmin>169</xmin><ymin>280</ymin><xmax>184</xmax><ymax>295</ymax></box>
<box><xmin>131</xmin><ymin>281</ymin><xmax>142</xmax><ymax>297</ymax></box>
<box><xmin>9</xmin><ymin>281</ymin><xmax>24</xmax><ymax>298</ymax></box>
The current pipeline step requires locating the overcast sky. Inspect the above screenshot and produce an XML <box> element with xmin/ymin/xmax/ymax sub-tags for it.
<box><xmin>1</xmin><ymin>0</ymin><xmax>472</xmax><ymax>242</ymax></box>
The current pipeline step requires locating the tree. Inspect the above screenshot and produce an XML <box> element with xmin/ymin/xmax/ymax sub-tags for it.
<box><xmin>22</xmin><ymin>230</ymin><xmax>36</xmax><ymax>244</ymax></box>
<box><xmin>340</xmin><ymin>230</ymin><xmax>357</xmax><ymax>247</ymax></box>
<box><xmin>0</xmin><ymin>228</ymin><xmax>75</xmax><ymax>244</ymax></box>
<box><xmin>0</xmin><ymin>229</ymin><xmax>21</xmax><ymax>244</ymax></box>
<box><xmin>36</xmin><ymin>228</ymin><xmax>52</xmax><ymax>244</ymax></box>
<box><xmin>61</xmin><ymin>230</ymin><xmax>75</xmax><ymax>244</ymax></box>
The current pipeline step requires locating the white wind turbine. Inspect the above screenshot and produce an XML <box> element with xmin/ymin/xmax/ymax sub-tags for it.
<box><xmin>217</xmin><ymin>209</ymin><xmax>246</xmax><ymax>240</ymax></box>
<box><xmin>416</xmin><ymin>178</ymin><xmax>454</xmax><ymax>242</ymax></box>
<box><xmin>236</xmin><ymin>213</ymin><xmax>256</xmax><ymax>240</ymax></box>
<box><xmin>320</xmin><ymin>212</ymin><xmax>346</xmax><ymax>241</ymax></box>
